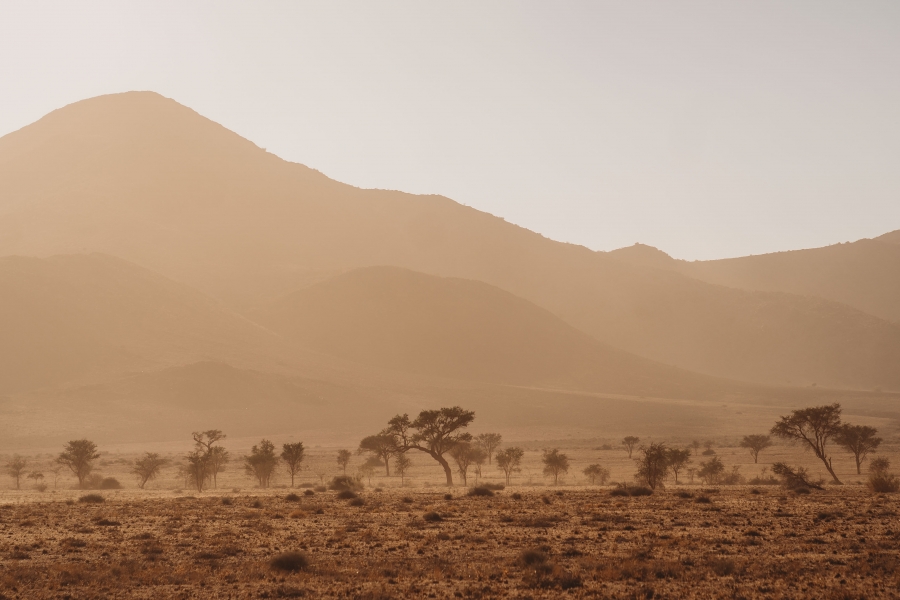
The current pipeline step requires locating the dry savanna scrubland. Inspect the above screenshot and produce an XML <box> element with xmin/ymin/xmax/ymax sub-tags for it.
<box><xmin>2</xmin><ymin>443</ymin><xmax>899</xmax><ymax>599</ymax></box>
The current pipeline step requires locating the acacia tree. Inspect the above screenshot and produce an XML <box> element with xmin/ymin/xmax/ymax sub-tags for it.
<box><xmin>131</xmin><ymin>452</ymin><xmax>168</xmax><ymax>489</ymax></box>
<box><xmin>665</xmin><ymin>448</ymin><xmax>692</xmax><ymax>484</ymax></box>
<box><xmin>496</xmin><ymin>447</ymin><xmax>525</xmax><ymax>485</ymax></box>
<box><xmin>281</xmin><ymin>442</ymin><xmax>306</xmax><ymax>487</ymax></box>
<box><xmin>358</xmin><ymin>432</ymin><xmax>400</xmax><ymax>476</ymax></box>
<box><xmin>208</xmin><ymin>446</ymin><xmax>229</xmax><ymax>488</ymax></box>
<box><xmin>622</xmin><ymin>436</ymin><xmax>640</xmax><ymax>458</ymax></box>
<box><xmin>635</xmin><ymin>443</ymin><xmax>669</xmax><ymax>490</ymax></box>
<box><xmin>336</xmin><ymin>449</ymin><xmax>352</xmax><ymax>475</ymax></box>
<box><xmin>58</xmin><ymin>440</ymin><xmax>101</xmax><ymax>488</ymax></box>
<box><xmin>358</xmin><ymin>456</ymin><xmax>382</xmax><ymax>485</ymax></box>
<box><xmin>244</xmin><ymin>440</ymin><xmax>278</xmax><ymax>488</ymax></box>
<box><xmin>26</xmin><ymin>471</ymin><xmax>44</xmax><ymax>490</ymax></box>
<box><xmin>395</xmin><ymin>454</ymin><xmax>412</xmax><ymax>486</ymax></box>
<box><xmin>583</xmin><ymin>464</ymin><xmax>610</xmax><ymax>485</ymax></box>
<box><xmin>740</xmin><ymin>434</ymin><xmax>773</xmax><ymax>463</ymax></box>
<box><xmin>381</xmin><ymin>407</ymin><xmax>475</xmax><ymax>486</ymax></box>
<box><xmin>835</xmin><ymin>424</ymin><xmax>881</xmax><ymax>475</ymax></box>
<box><xmin>542</xmin><ymin>449</ymin><xmax>570</xmax><ymax>485</ymax></box>
<box><xmin>471</xmin><ymin>447</ymin><xmax>489</xmax><ymax>484</ymax></box>
<box><xmin>474</xmin><ymin>433</ymin><xmax>502</xmax><ymax>465</ymax></box>
<box><xmin>698</xmin><ymin>456</ymin><xmax>725</xmax><ymax>485</ymax></box>
<box><xmin>183</xmin><ymin>430</ymin><xmax>227</xmax><ymax>492</ymax></box>
<box><xmin>449</xmin><ymin>443</ymin><xmax>486</xmax><ymax>486</ymax></box>
<box><xmin>5</xmin><ymin>455</ymin><xmax>27</xmax><ymax>490</ymax></box>
<box><xmin>771</xmin><ymin>404</ymin><xmax>843</xmax><ymax>484</ymax></box>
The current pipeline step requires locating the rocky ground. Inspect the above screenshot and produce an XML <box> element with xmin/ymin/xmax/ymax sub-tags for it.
<box><xmin>0</xmin><ymin>485</ymin><xmax>897</xmax><ymax>599</ymax></box>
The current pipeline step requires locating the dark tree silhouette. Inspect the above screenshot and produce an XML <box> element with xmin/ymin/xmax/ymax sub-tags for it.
<box><xmin>665</xmin><ymin>448</ymin><xmax>692</xmax><ymax>483</ymax></box>
<box><xmin>450</xmin><ymin>442</ymin><xmax>486</xmax><ymax>486</ymax></box>
<box><xmin>358</xmin><ymin>432</ymin><xmax>401</xmax><ymax>476</ymax></box>
<box><xmin>496</xmin><ymin>447</ymin><xmax>524</xmax><ymax>485</ymax></box>
<box><xmin>835</xmin><ymin>424</ymin><xmax>881</xmax><ymax>475</ymax></box>
<box><xmin>635</xmin><ymin>443</ymin><xmax>669</xmax><ymax>490</ymax></box>
<box><xmin>771</xmin><ymin>462</ymin><xmax>823</xmax><ymax>490</ymax></box>
<box><xmin>382</xmin><ymin>407</ymin><xmax>475</xmax><ymax>486</ymax></box>
<box><xmin>474</xmin><ymin>433</ymin><xmax>502</xmax><ymax>465</ymax></box>
<box><xmin>244</xmin><ymin>439</ymin><xmax>278</xmax><ymax>488</ymax></box>
<box><xmin>698</xmin><ymin>456</ymin><xmax>725</xmax><ymax>485</ymax></box>
<box><xmin>771</xmin><ymin>404</ymin><xmax>843</xmax><ymax>484</ymax></box>
<box><xmin>183</xmin><ymin>430</ymin><xmax>227</xmax><ymax>492</ymax></box>
<box><xmin>281</xmin><ymin>442</ymin><xmax>306</xmax><ymax>487</ymax></box>
<box><xmin>131</xmin><ymin>452</ymin><xmax>168</xmax><ymax>489</ymax></box>
<box><xmin>5</xmin><ymin>455</ymin><xmax>27</xmax><ymax>490</ymax></box>
<box><xmin>57</xmin><ymin>440</ymin><xmax>100</xmax><ymax>488</ymax></box>
<box><xmin>336</xmin><ymin>449</ymin><xmax>352</xmax><ymax>475</ymax></box>
<box><xmin>542</xmin><ymin>449</ymin><xmax>570</xmax><ymax>485</ymax></box>
<box><xmin>208</xmin><ymin>446</ymin><xmax>229</xmax><ymax>489</ymax></box>
<box><xmin>582</xmin><ymin>464</ymin><xmax>610</xmax><ymax>485</ymax></box>
<box><xmin>394</xmin><ymin>454</ymin><xmax>412</xmax><ymax>486</ymax></box>
<box><xmin>740</xmin><ymin>434</ymin><xmax>773</xmax><ymax>463</ymax></box>
<box><xmin>622</xmin><ymin>436</ymin><xmax>640</xmax><ymax>458</ymax></box>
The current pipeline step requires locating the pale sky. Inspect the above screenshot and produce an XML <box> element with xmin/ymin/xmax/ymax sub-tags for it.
<box><xmin>2</xmin><ymin>1</ymin><xmax>899</xmax><ymax>260</ymax></box>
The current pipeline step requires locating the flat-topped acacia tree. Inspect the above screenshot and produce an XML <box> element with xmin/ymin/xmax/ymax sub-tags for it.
<box><xmin>771</xmin><ymin>403</ymin><xmax>843</xmax><ymax>484</ymax></box>
<box><xmin>380</xmin><ymin>406</ymin><xmax>475</xmax><ymax>486</ymax></box>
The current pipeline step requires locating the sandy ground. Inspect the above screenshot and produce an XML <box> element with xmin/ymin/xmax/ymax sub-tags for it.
<box><xmin>0</xmin><ymin>483</ymin><xmax>898</xmax><ymax>599</ymax></box>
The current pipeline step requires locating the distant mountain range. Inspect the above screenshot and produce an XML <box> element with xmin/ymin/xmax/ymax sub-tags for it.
<box><xmin>0</xmin><ymin>91</ymin><xmax>897</xmax><ymax>444</ymax></box>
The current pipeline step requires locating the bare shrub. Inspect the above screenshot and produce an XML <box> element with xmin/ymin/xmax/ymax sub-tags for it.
<box><xmin>329</xmin><ymin>475</ymin><xmax>363</xmax><ymax>492</ymax></box>
<box><xmin>771</xmin><ymin>462</ymin><xmax>823</xmax><ymax>490</ymax></box>
<box><xmin>78</xmin><ymin>493</ymin><xmax>104</xmax><ymax>503</ymax></box>
<box><xmin>868</xmin><ymin>457</ymin><xmax>899</xmax><ymax>493</ymax></box>
<box><xmin>270</xmin><ymin>551</ymin><xmax>310</xmax><ymax>572</ymax></box>
<box><xmin>467</xmin><ymin>486</ymin><xmax>494</xmax><ymax>497</ymax></box>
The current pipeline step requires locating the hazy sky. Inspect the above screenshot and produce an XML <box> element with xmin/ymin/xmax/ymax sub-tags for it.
<box><xmin>2</xmin><ymin>2</ymin><xmax>899</xmax><ymax>260</ymax></box>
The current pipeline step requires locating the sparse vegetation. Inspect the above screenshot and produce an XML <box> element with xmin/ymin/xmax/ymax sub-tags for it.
<box><xmin>376</xmin><ymin>406</ymin><xmax>475</xmax><ymax>486</ymax></box>
<box><xmin>698</xmin><ymin>456</ymin><xmax>725</xmax><ymax>485</ymax></box>
<box><xmin>58</xmin><ymin>440</ymin><xmax>101</xmax><ymax>488</ymax></box>
<box><xmin>740</xmin><ymin>434</ymin><xmax>773</xmax><ymax>463</ymax></box>
<box><xmin>634</xmin><ymin>442</ymin><xmax>669</xmax><ymax>490</ymax></box>
<box><xmin>622</xmin><ymin>436</ymin><xmax>640</xmax><ymax>458</ymax></box>
<box><xmin>130</xmin><ymin>452</ymin><xmax>168</xmax><ymax>489</ymax></box>
<box><xmin>5</xmin><ymin>455</ymin><xmax>27</xmax><ymax>489</ymax></box>
<box><xmin>244</xmin><ymin>439</ymin><xmax>278</xmax><ymax>488</ymax></box>
<box><xmin>474</xmin><ymin>433</ymin><xmax>502</xmax><ymax>464</ymax></box>
<box><xmin>834</xmin><ymin>424</ymin><xmax>881</xmax><ymax>475</ymax></box>
<box><xmin>336</xmin><ymin>449</ymin><xmax>352</xmax><ymax>475</ymax></box>
<box><xmin>280</xmin><ymin>442</ymin><xmax>306</xmax><ymax>487</ymax></box>
<box><xmin>771</xmin><ymin>403</ymin><xmax>844</xmax><ymax>484</ymax></box>
<box><xmin>449</xmin><ymin>442</ymin><xmax>487</xmax><ymax>486</ymax></box>
<box><xmin>496</xmin><ymin>447</ymin><xmax>525</xmax><ymax>485</ymax></box>
<box><xmin>582</xmin><ymin>463</ymin><xmax>610</xmax><ymax>485</ymax></box>
<box><xmin>541</xmin><ymin>448</ymin><xmax>570</xmax><ymax>485</ymax></box>
<box><xmin>771</xmin><ymin>462</ymin><xmax>823</xmax><ymax>490</ymax></box>
<box><xmin>867</xmin><ymin>457</ymin><xmax>899</xmax><ymax>493</ymax></box>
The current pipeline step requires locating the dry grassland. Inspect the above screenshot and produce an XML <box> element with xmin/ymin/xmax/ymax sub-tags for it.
<box><xmin>0</xmin><ymin>485</ymin><xmax>898</xmax><ymax>599</ymax></box>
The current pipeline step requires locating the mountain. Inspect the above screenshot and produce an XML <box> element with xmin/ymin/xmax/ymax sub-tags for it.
<box><xmin>679</xmin><ymin>237</ymin><xmax>900</xmax><ymax>324</ymax></box>
<box><xmin>876</xmin><ymin>230</ymin><xmax>900</xmax><ymax>245</ymax></box>
<box><xmin>253</xmin><ymin>266</ymin><xmax>745</xmax><ymax>398</ymax></box>
<box><xmin>2</xmin><ymin>91</ymin><xmax>900</xmax><ymax>390</ymax></box>
<box><xmin>0</xmin><ymin>253</ymin><xmax>280</xmax><ymax>394</ymax></box>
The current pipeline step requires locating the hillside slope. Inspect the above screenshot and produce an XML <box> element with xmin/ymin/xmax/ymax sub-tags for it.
<box><xmin>253</xmin><ymin>266</ymin><xmax>748</xmax><ymax>398</ymax></box>
<box><xmin>3</xmin><ymin>92</ymin><xmax>900</xmax><ymax>389</ymax></box>
<box><xmin>0</xmin><ymin>253</ymin><xmax>279</xmax><ymax>394</ymax></box>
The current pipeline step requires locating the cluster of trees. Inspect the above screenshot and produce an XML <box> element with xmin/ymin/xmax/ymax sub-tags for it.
<box><xmin>626</xmin><ymin>403</ymin><xmax>890</xmax><ymax>490</ymax></box>
<box><xmin>7</xmin><ymin>403</ymin><xmax>891</xmax><ymax>493</ymax></box>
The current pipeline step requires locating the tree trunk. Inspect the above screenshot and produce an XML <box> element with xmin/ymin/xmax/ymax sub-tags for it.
<box><xmin>855</xmin><ymin>455</ymin><xmax>861</xmax><ymax>475</ymax></box>
<box><xmin>434</xmin><ymin>453</ymin><xmax>453</xmax><ymax>486</ymax></box>
<box><xmin>383</xmin><ymin>455</ymin><xmax>391</xmax><ymax>477</ymax></box>
<box><xmin>823</xmin><ymin>457</ymin><xmax>842</xmax><ymax>484</ymax></box>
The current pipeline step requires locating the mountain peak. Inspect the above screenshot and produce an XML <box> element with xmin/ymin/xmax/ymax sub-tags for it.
<box><xmin>606</xmin><ymin>243</ymin><xmax>677</xmax><ymax>270</ymax></box>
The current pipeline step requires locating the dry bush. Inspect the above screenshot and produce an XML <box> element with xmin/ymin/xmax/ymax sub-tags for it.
<box><xmin>270</xmin><ymin>551</ymin><xmax>310</xmax><ymax>572</ymax></box>
<box><xmin>468</xmin><ymin>486</ymin><xmax>494</xmax><ymax>497</ymax></box>
<box><xmin>78</xmin><ymin>493</ymin><xmax>104</xmax><ymax>503</ymax></box>
<box><xmin>329</xmin><ymin>475</ymin><xmax>362</xmax><ymax>492</ymax></box>
<box><xmin>423</xmin><ymin>511</ymin><xmax>442</xmax><ymax>522</ymax></box>
<box><xmin>336</xmin><ymin>490</ymin><xmax>358</xmax><ymax>500</ymax></box>
<box><xmin>349</xmin><ymin>497</ymin><xmax>365</xmax><ymax>507</ymax></box>
<box><xmin>285</xmin><ymin>493</ymin><xmax>301</xmax><ymax>502</ymax></box>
